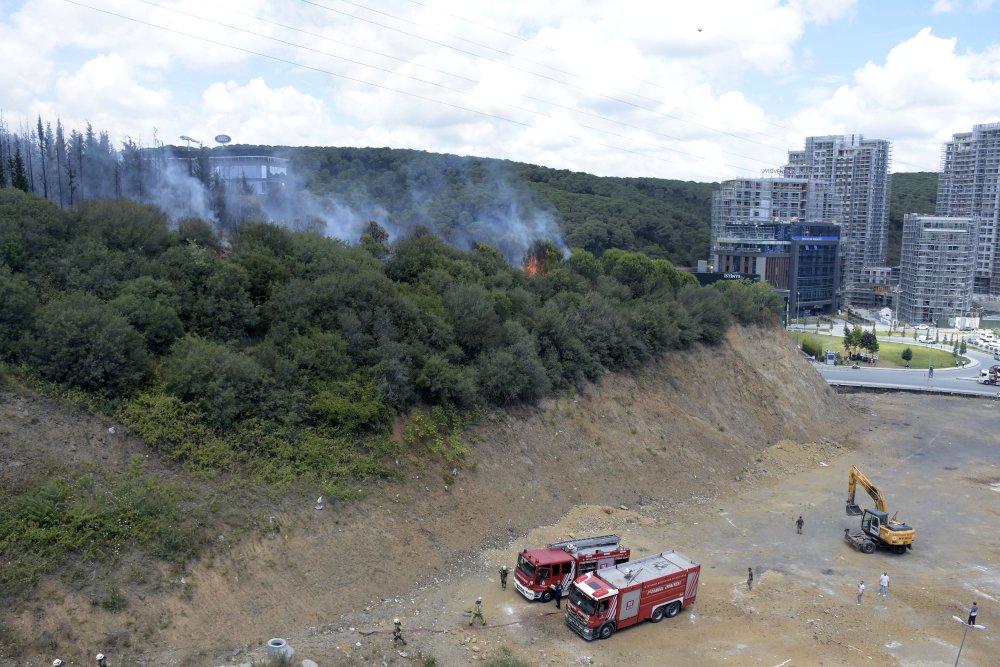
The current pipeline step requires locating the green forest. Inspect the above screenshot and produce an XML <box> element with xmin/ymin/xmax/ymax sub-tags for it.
<box><xmin>0</xmin><ymin>188</ymin><xmax>783</xmax><ymax>491</ymax></box>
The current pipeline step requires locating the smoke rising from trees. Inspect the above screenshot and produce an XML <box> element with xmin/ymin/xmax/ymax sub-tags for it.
<box><xmin>1</xmin><ymin>117</ymin><xmax>567</xmax><ymax>265</ymax></box>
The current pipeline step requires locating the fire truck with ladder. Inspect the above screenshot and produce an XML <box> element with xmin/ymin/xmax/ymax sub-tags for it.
<box><xmin>513</xmin><ymin>534</ymin><xmax>630</xmax><ymax>602</ymax></box>
<box><xmin>564</xmin><ymin>550</ymin><xmax>700</xmax><ymax>640</ymax></box>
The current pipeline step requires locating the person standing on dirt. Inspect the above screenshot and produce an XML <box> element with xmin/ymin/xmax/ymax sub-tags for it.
<box><xmin>795</xmin><ymin>516</ymin><xmax>804</xmax><ymax>534</ymax></box>
<box><xmin>499</xmin><ymin>566</ymin><xmax>508</xmax><ymax>590</ymax></box>
<box><xmin>747</xmin><ymin>567</ymin><xmax>754</xmax><ymax>591</ymax></box>
<box><xmin>554</xmin><ymin>582</ymin><xmax>563</xmax><ymax>609</ymax></box>
<box><xmin>879</xmin><ymin>572</ymin><xmax>889</xmax><ymax>597</ymax></box>
<box><xmin>392</xmin><ymin>618</ymin><xmax>407</xmax><ymax>646</ymax></box>
<box><xmin>968</xmin><ymin>601</ymin><xmax>979</xmax><ymax>625</ymax></box>
<box><xmin>469</xmin><ymin>597</ymin><xmax>486</xmax><ymax>626</ymax></box>
<box><xmin>857</xmin><ymin>580</ymin><xmax>865</xmax><ymax>605</ymax></box>
<box><xmin>96</xmin><ymin>653</ymin><xmax>110</xmax><ymax>666</ymax></box>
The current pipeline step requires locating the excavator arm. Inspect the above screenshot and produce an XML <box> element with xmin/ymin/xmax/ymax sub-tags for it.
<box><xmin>846</xmin><ymin>465</ymin><xmax>887</xmax><ymax>515</ymax></box>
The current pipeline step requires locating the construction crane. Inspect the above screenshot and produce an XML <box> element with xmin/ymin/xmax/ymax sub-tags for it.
<box><xmin>844</xmin><ymin>465</ymin><xmax>915</xmax><ymax>554</ymax></box>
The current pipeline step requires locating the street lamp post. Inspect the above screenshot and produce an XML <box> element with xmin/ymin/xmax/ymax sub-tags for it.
<box><xmin>952</xmin><ymin>615</ymin><xmax>985</xmax><ymax>666</ymax></box>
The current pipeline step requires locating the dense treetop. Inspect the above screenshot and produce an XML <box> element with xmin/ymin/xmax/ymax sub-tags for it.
<box><xmin>0</xmin><ymin>187</ymin><xmax>782</xmax><ymax>491</ymax></box>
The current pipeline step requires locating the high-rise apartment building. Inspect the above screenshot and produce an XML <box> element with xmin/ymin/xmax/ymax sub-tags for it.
<box><xmin>899</xmin><ymin>215</ymin><xmax>977</xmax><ymax>324</ymax></box>
<box><xmin>709</xmin><ymin>135</ymin><xmax>890</xmax><ymax>312</ymax></box>
<box><xmin>786</xmin><ymin>135</ymin><xmax>892</xmax><ymax>307</ymax></box>
<box><xmin>935</xmin><ymin>122</ymin><xmax>1000</xmax><ymax>295</ymax></box>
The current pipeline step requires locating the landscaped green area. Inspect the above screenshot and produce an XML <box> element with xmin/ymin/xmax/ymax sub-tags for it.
<box><xmin>791</xmin><ymin>331</ymin><xmax>970</xmax><ymax>369</ymax></box>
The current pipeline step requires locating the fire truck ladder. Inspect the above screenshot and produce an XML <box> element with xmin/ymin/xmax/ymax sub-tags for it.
<box><xmin>549</xmin><ymin>534</ymin><xmax>621</xmax><ymax>555</ymax></box>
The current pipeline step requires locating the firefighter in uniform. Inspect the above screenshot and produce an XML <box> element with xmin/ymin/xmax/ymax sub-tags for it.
<box><xmin>469</xmin><ymin>596</ymin><xmax>486</xmax><ymax>625</ymax></box>
<box><xmin>392</xmin><ymin>618</ymin><xmax>406</xmax><ymax>646</ymax></box>
<box><xmin>499</xmin><ymin>565</ymin><xmax>508</xmax><ymax>590</ymax></box>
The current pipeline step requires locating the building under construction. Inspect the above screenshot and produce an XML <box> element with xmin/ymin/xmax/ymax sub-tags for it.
<box><xmin>936</xmin><ymin>122</ymin><xmax>1000</xmax><ymax>296</ymax></box>
<box><xmin>899</xmin><ymin>214</ymin><xmax>977</xmax><ymax>324</ymax></box>
<box><xmin>785</xmin><ymin>135</ymin><xmax>892</xmax><ymax>309</ymax></box>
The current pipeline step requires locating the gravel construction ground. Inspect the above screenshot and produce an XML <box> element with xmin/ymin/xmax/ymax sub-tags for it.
<box><xmin>261</xmin><ymin>393</ymin><xmax>1000</xmax><ymax>667</ymax></box>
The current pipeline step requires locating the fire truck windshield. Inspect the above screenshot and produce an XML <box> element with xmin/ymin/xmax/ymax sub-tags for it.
<box><xmin>517</xmin><ymin>554</ymin><xmax>536</xmax><ymax>580</ymax></box>
<box><xmin>567</xmin><ymin>586</ymin><xmax>596</xmax><ymax>616</ymax></box>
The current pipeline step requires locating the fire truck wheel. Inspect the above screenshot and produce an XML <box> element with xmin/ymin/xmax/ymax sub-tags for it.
<box><xmin>861</xmin><ymin>541</ymin><xmax>876</xmax><ymax>554</ymax></box>
<box><xmin>540</xmin><ymin>591</ymin><xmax>553</xmax><ymax>603</ymax></box>
<box><xmin>598</xmin><ymin>623</ymin><xmax>615</xmax><ymax>640</ymax></box>
<box><xmin>650</xmin><ymin>606</ymin><xmax>665</xmax><ymax>623</ymax></box>
<box><xmin>664</xmin><ymin>601</ymin><xmax>681</xmax><ymax>618</ymax></box>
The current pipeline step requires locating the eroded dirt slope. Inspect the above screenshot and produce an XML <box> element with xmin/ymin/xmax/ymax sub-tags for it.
<box><xmin>0</xmin><ymin>326</ymin><xmax>858</xmax><ymax>666</ymax></box>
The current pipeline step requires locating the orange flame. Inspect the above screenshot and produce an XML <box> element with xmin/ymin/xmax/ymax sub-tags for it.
<box><xmin>524</xmin><ymin>254</ymin><xmax>542</xmax><ymax>278</ymax></box>
<box><xmin>522</xmin><ymin>241</ymin><xmax>550</xmax><ymax>278</ymax></box>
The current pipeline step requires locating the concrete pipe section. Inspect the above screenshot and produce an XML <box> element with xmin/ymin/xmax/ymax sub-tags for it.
<box><xmin>266</xmin><ymin>638</ymin><xmax>294</xmax><ymax>664</ymax></box>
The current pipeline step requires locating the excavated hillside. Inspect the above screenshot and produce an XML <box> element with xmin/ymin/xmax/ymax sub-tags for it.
<box><xmin>0</xmin><ymin>326</ymin><xmax>861</xmax><ymax>666</ymax></box>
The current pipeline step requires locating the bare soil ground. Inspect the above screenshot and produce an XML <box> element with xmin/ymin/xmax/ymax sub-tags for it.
<box><xmin>3</xmin><ymin>328</ymin><xmax>999</xmax><ymax>666</ymax></box>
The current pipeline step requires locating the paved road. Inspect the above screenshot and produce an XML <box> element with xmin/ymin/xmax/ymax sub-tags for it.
<box><xmin>787</xmin><ymin>320</ymin><xmax>1000</xmax><ymax>396</ymax></box>
<box><xmin>812</xmin><ymin>348</ymin><xmax>1000</xmax><ymax>396</ymax></box>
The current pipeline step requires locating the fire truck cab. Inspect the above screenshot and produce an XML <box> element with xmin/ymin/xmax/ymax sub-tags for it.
<box><xmin>513</xmin><ymin>534</ymin><xmax>629</xmax><ymax>602</ymax></box>
<box><xmin>564</xmin><ymin>550</ymin><xmax>700</xmax><ymax>640</ymax></box>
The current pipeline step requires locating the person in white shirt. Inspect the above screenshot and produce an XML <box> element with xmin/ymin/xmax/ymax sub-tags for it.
<box><xmin>879</xmin><ymin>572</ymin><xmax>889</xmax><ymax>597</ymax></box>
<box><xmin>856</xmin><ymin>580</ymin><xmax>865</xmax><ymax>605</ymax></box>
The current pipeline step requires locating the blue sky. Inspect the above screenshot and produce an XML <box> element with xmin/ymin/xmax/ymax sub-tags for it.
<box><xmin>2</xmin><ymin>0</ymin><xmax>1000</xmax><ymax>181</ymax></box>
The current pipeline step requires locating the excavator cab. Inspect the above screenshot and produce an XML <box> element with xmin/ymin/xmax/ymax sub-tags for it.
<box><xmin>844</xmin><ymin>465</ymin><xmax>916</xmax><ymax>553</ymax></box>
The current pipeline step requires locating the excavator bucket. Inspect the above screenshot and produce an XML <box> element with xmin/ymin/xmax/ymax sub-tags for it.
<box><xmin>846</xmin><ymin>502</ymin><xmax>862</xmax><ymax>516</ymax></box>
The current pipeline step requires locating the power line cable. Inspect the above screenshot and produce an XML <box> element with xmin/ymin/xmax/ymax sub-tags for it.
<box><xmin>175</xmin><ymin>0</ymin><xmax>778</xmax><ymax>169</ymax></box>
<box><xmin>62</xmin><ymin>0</ymin><xmax>764</xmax><ymax>179</ymax></box>
<box><xmin>374</xmin><ymin>0</ymin><xmax>806</xmax><ymax>145</ymax></box>
<box><xmin>398</xmin><ymin>0</ymin><xmax>557</xmax><ymax>53</ymax></box>
<box><xmin>357</xmin><ymin>3</ymin><xmax>945</xmax><ymax>171</ymax></box>
<box><xmin>300</xmin><ymin>0</ymin><xmax>792</xmax><ymax>156</ymax></box>
<box><xmin>130</xmin><ymin>0</ymin><xmax>772</xmax><ymax>171</ymax></box>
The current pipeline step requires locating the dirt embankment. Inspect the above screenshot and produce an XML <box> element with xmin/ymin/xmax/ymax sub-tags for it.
<box><xmin>0</xmin><ymin>326</ymin><xmax>861</xmax><ymax>666</ymax></box>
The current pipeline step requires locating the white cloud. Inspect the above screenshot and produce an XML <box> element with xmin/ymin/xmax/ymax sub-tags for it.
<box><xmin>1</xmin><ymin>0</ymin><xmax>998</xmax><ymax>180</ymax></box>
<box><xmin>789</xmin><ymin>28</ymin><xmax>1000</xmax><ymax>172</ymax></box>
<box><xmin>197</xmin><ymin>78</ymin><xmax>336</xmax><ymax>146</ymax></box>
<box><xmin>932</xmin><ymin>0</ymin><xmax>960</xmax><ymax>13</ymax></box>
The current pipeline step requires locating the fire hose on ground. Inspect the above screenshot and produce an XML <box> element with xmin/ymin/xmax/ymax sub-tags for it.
<box><xmin>358</xmin><ymin>609</ymin><xmax>562</xmax><ymax>636</ymax></box>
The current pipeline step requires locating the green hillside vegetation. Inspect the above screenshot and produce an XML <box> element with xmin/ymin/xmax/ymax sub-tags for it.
<box><xmin>293</xmin><ymin>147</ymin><xmax>715</xmax><ymax>266</ymax></box>
<box><xmin>887</xmin><ymin>172</ymin><xmax>938</xmax><ymax>267</ymax></box>
<box><xmin>0</xmin><ymin>186</ymin><xmax>782</xmax><ymax>480</ymax></box>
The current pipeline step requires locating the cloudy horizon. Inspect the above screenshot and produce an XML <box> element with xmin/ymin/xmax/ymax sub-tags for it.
<box><xmin>3</xmin><ymin>0</ymin><xmax>1000</xmax><ymax>182</ymax></box>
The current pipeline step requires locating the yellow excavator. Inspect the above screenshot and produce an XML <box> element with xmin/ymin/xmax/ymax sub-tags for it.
<box><xmin>844</xmin><ymin>465</ymin><xmax>915</xmax><ymax>554</ymax></box>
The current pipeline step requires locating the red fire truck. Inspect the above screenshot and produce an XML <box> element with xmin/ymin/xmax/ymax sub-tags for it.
<box><xmin>564</xmin><ymin>549</ymin><xmax>700</xmax><ymax>640</ymax></box>
<box><xmin>513</xmin><ymin>534</ymin><xmax>630</xmax><ymax>602</ymax></box>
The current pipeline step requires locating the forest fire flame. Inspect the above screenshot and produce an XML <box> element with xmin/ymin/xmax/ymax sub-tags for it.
<box><xmin>522</xmin><ymin>241</ymin><xmax>550</xmax><ymax>278</ymax></box>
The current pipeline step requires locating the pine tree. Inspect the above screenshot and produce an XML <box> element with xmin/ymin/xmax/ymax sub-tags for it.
<box><xmin>36</xmin><ymin>116</ymin><xmax>48</xmax><ymax>199</ymax></box>
<box><xmin>10</xmin><ymin>147</ymin><xmax>30</xmax><ymax>192</ymax></box>
<box><xmin>54</xmin><ymin>120</ymin><xmax>66</xmax><ymax>206</ymax></box>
